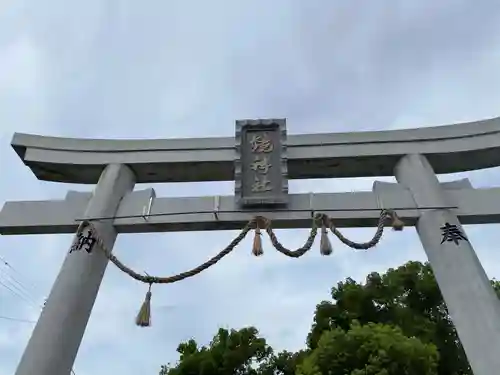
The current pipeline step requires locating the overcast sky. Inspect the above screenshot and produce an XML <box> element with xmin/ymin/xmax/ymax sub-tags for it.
<box><xmin>2</xmin><ymin>1</ymin><xmax>500</xmax><ymax>374</ymax></box>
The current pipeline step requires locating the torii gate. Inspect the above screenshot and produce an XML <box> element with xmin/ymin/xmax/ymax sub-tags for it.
<box><xmin>2</xmin><ymin>118</ymin><xmax>500</xmax><ymax>375</ymax></box>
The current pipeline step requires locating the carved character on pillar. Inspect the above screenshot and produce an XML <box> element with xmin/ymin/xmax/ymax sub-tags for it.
<box><xmin>440</xmin><ymin>222</ymin><xmax>468</xmax><ymax>245</ymax></box>
<box><xmin>70</xmin><ymin>224</ymin><xmax>97</xmax><ymax>254</ymax></box>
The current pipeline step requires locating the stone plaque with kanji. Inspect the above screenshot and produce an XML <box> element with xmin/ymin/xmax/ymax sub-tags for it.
<box><xmin>235</xmin><ymin>119</ymin><xmax>288</xmax><ymax>207</ymax></box>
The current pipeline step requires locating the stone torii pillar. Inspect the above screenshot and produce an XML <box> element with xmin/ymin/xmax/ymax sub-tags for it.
<box><xmin>395</xmin><ymin>154</ymin><xmax>500</xmax><ymax>375</ymax></box>
<box><xmin>14</xmin><ymin>164</ymin><xmax>135</xmax><ymax>375</ymax></box>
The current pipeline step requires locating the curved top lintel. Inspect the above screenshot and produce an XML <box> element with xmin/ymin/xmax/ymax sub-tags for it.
<box><xmin>11</xmin><ymin>116</ymin><xmax>500</xmax><ymax>184</ymax></box>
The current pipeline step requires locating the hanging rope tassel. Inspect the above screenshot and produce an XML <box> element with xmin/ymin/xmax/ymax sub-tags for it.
<box><xmin>319</xmin><ymin>224</ymin><xmax>333</xmax><ymax>255</ymax></box>
<box><xmin>135</xmin><ymin>283</ymin><xmax>152</xmax><ymax>327</ymax></box>
<box><xmin>388</xmin><ymin>210</ymin><xmax>405</xmax><ymax>231</ymax></box>
<box><xmin>252</xmin><ymin>225</ymin><xmax>264</xmax><ymax>256</ymax></box>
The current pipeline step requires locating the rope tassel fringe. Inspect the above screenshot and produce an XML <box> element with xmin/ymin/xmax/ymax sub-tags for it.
<box><xmin>135</xmin><ymin>284</ymin><xmax>152</xmax><ymax>327</ymax></box>
<box><xmin>252</xmin><ymin>226</ymin><xmax>264</xmax><ymax>256</ymax></box>
<box><xmin>319</xmin><ymin>224</ymin><xmax>333</xmax><ymax>255</ymax></box>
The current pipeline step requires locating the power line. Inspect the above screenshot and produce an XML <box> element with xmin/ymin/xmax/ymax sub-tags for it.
<box><xmin>0</xmin><ymin>255</ymin><xmax>44</xmax><ymax>310</ymax></box>
<box><xmin>0</xmin><ymin>267</ymin><xmax>40</xmax><ymax>303</ymax></box>
<box><xmin>0</xmin><ymin>278</ymin><xmax>40</xmax><ymax>310</ymax></box>
<box><xmin>0</xmin><ymin>273</ymin><xmax>41</xmax><ymax>308</ymax></box>
<box><xmin>0</xmin><ymin>254</ymin><xmax>42</xmax><ymax>297</ymax></box>
<box><xmin>0</xmin><ymin>254</ymin><xmax>77</xmax><ymax>375</ymax></box>
<box><xmin>0</xmin><ymin>315</ymin><xmax>36</xmax><ymax>323</ymax></box>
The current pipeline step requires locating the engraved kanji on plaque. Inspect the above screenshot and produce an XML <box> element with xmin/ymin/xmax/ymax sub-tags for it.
<box><xmin>250</xmin><ymin>155</ymin><xmax>272</xmax><ymax>174</ymax></box>
<box><xmin>249</xmin><ymin>133</ymin><xmax>274</xmax><ymax>153</ymax></box>
<box><xmin>235</xmin><ymin>119</ymin><xmax>288</xmax><ymax>207</ymax></box>
<box><xmin>251</xmin><ymin>175</ymin><xmax>272</xmax><ymax>193</ymax></box>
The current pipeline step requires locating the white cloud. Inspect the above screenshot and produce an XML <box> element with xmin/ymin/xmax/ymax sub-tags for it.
<box><xmin>1</xmin><ymin>1</ymin><xmax>500</xmax><ymax>374</ymax></box>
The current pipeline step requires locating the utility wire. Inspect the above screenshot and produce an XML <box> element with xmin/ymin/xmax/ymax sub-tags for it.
<box><xmin>0</xmin><ymin>255</ymin><xmax>76</xmax><ymax>374</ymax></box>
<box><xmin>0</xmin><ymin>255</ymin><xmax>44</xmax><ymax>309</ymax></box>
<box><xmin>0</xmin><ymin>274</ymin><xmax>41</xmax><ymax>309</ymax></box>
<box><xmin>0</xmin><ymin>257</ymin><xmax>44</xmax><ymax>335</ymax></box>
<box><xmin>0</xmin><ymin>255</ymin><xmax>42</xmax><ymax>299</ymax></box>
<box><xmin>1</xmin><ymin>268</ymin><xmax>40</xmax><ymax>302</ymax></box>
<box><xmin>0</xmin><ymin>315</ymin><xmax>36</xmax><ymax>323</ymax></box>
<box><xmin>0</xmin><ymin>278</ymin><xmax>40</xmax><ymax>310</ymax></box>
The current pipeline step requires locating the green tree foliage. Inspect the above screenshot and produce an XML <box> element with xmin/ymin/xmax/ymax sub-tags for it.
<box><xmin>308</xmin><ymin>261</ymin><xmax>475</xmax><ymax>374</ymax></box>
<box><xmin>298</xmin><ymin>321</ymin><xmax>438</xmax><ymax>375</ymax></box>
<box><xmin>159</xmin><ymin>327</ymin><xmax>272</xmax><ymax>375</ymax></box>
<box><xmin>159</xmin><ymin>326</ymin><xmax>304</xmax><ymax>375</ymax></box>
<box><xmin>160</xmin><ymin>261</ymin><xmax>500</xmax><ymax>374</ymax></box>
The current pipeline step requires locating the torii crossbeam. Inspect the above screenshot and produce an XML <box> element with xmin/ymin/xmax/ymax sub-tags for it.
<box><xmin>3</xmin><ymin>117</ymin><xmax>500</xmax><ymax>375</ymax></box>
